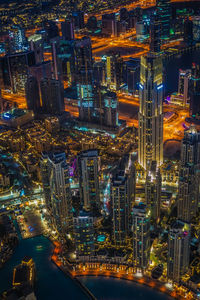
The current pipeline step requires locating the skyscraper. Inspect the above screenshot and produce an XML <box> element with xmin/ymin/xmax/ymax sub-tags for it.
<box><xmin>105</xmin><ymin>52</ymin><xmax>123</xmax><ymax>91</ymax></box>
<box><xmin>167</xmin><ymin>220</ymin><xmax>190</xmax><ymax>282</ymax></box>
<box><xmin>145</xmin><ymin>161</ymin><xmax>162</xmax><ymax>222</ymax></box>
<box><xmin>102</xmin><ymin>13</ymin><xmax>117</xmax><ymax>37</ymax></box>
<box><xmin>184</xmin><ymin>18</ymin><xmax>193</xmax><ymax>46</ymax></box>
<box><xmin>1</xmin><ymin>51</ymin><xmax>35</xmax><ymax>94</ymax></box>
<box><xmin>28</xmin><ymin>34</ymin><xmax>44</xmax><ymax>64</ymax></box>
<box><xmin>72</xmin><ymin>11</ymin><xmax>84</xmax><ymax>30</ymax></box>
<box><xmin>149</xmin><ymin>13</ymin><xmax>161</xmax><ymax>53</ymax></box>
<box><xmin>75</xmin><ymin>37</ymin><xmax>94</xmax><ymax>121</ymax></box>
<box><xmin>138</xmin><ymin>53</ymin><xmax>163</xmax><ymax>170</ymax></box>
<box><xmin>132</xmin><ymin>203</ymin><xmax>150</xmax><ymax>271</ymax></box>
<box><xmin>78</xmin><ymin>150</ymin><xmax>100</xmax><ymax>212</ymax></box>
<box><xmin>40</xmin><ymin>78</ymin><xmax>64</xmax><ymax>114</ymax></box>
<box><xmin>25</xmin><ymin>76</ymin><xmax>40</xmax><ymax>113</ymax></box>
<box><xmin>178</xmin><ymin>69</ymin><xmax>191</xmax><ymax>107</ymax></box>
<box><xmin>111</xmin><ymin>158</ymin><xmax>135</xmax><ymax>245</ymax></box>
<box><xmin>41</xmin><ymin>152</ymin><xmax>73</xmax><ymax>233</ymax></box>
<box><xmin>8</xmin><ymin>26</ymin><xmax>28</xmax><ymax>53</ymax></box>
<box><xmin>103</xmin><ymin>91</ymin><xmax>118</xmax><ymax>127</ymax></box>
<box><xmin>61</xmin><ymin>19</ymin><xmax>75</xmax><ymax>40</ymax></box>
<box><xmin>73</xmin><ymin>210</ymin><xmax>95</xmax><ymax>258</ymax></box>
<box><xmin>189</xmin><ymin>63</ymin><xmax>200</xmax><ymax>118</ymax></box>
<box><xmin>177</xmin><ymin>126</ymin><xmax>200</xmax><ymax>222</ymax></box>
<box><xmin>156</xmin><ymin>0</ymin><xmax>171</xmax><ymax>40</ymax></box>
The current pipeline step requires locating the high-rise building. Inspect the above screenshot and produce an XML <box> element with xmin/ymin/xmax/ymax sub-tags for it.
<box><xmin>193</xmin><ymin>16</ymin><xmax>200</xmax><ymax>42</ymax></box>
<box><xmin>51</xmin><ymin>39</ymin><xmax>75</xmax><ymax>85</ymax></box>
<box><xmin>167</xmin><ymin>220</ymin><xmax>190</xmax><ymax>282</ymax></box>
<box><xmin>78</xmin><ymin>150</ymin><xmax>100</xmax><ymax>212</ymax></box>
<box><xmin>25</xmin><ymin>76</ymin><xmax>40</xmax><ymax>113</ymax></box>
<box><xmin>8</xmin><ymin>26</ymin><xmax>28</xmax><ymax>53</ymax></box>
<box><xmin>138</xmin><ymin>53</ymin><xmax>163</xmax><ymax>170</ymax></box>
<box><xmin>75</xmin><ymin>37</ymin><xmax>94</xmax><ymax>121</ymax></box>
<box><xmin>40</xmin><ymin>153</ymin><xmax>51</xmax><ymax>211</ymax></box>
<box><xmin>72</xmin><ymin>11</ymin><xmax>85</xmax><ymax>30</ymax></box>
<box><xmin>177</xmin><ymin>126</ymin><xmax>200</xmax><ymax>222</ymax></box>
<box><xmin>178</xmin><ymin>69</ymin><xmax>191</xmax><ymax>107</ymax></box>
<box><xmin>61</xmin><ymin>19</ymin><xmax>75</xmax><ymax>40</ymax></box>
<box><xmin>103</xmin><ymin>91</ymin><xmax>118</xmax><ymax>127</ymax></box>
<box><xmin>124</xmin><ymin>58</ymin><xmax>140</xmax><ymax>94</ymax></box>
<box><xmin>105</xmin><ymin>52</ymin><xmax>123</xmax><ymax>91</ymax></box>
<box><xmin>132</xmin><ymin>203</ymin><xmax>150</xmax><ymax>271</ymax></box>
<box><xmin>44</xmin><ymin>21</ymin><xmax>59</xmax><ymax>41</ymax></box>
<box><xmin>1</xmin><ymin>51</ymin><xmax>35</xmax><ymax>94</ymax></box>
<box><xmin>73</xmin><ymin>210</ymin><xmax>95</xmax><ymax>258</ymax></box>
<box><xmin>29</xmin><ymin>61</ymin><xmax>52</xmax><ymax>94</ymax></box>
<box><xmin>40</xmin><ymin>78</ymin><xmax>64</xmax><ymax>114</ymax></box>
<box><xmin>184</xmin><ymin>18</ymin><xmax>193</xmax><ymax>46</ymax></box>
<box><xmin>28</xmin><ymin>34</ymin><xmax>44</xmax><ymax>64</ymax></box>
<box><xmin>102</xmin><ymin>13</ymin><xmax>117</xmax><ymax>37</ymax></box>
<box><xmin>145</xmin><ymin>161</ymin><xmax>162</xmax><ymax>222</ymax></box>
<box><xmin>41</xmin><ymin>152</ymin><xmax>73</xmax><ymax>233</ymax></box>
<box><xmin>189</xmin><ymin>63</ymin><xmax>200</xmax><ymax>118</ymax></box>
<box><xmin>111</xmin><ymin>157</ymin><xmax>135</xmax><ymax>245</ymax></box>
<box><xmin>150</xmin><ymin>13</ymin><xmax>161</xmax><ymax>53</ymax></box>
<box><xmin>156</xmin><ymin>0</ymin><xmax>171</xmax><ymax>39</ymax></box>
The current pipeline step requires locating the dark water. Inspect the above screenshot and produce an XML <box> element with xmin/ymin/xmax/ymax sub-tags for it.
<box><xmin>80</xmin><ymin>277</ymin><xmax>172</xmax><ymax>300</ymax></box>
<box><xmin>165</xmin><ymin>48</ymin><xmax>200</xmax><ymax>95</ymax></box>
<box><xmin>0</xmin><ymin>236</ymin><xmax>88</xmax><ymax>300</ymax></box>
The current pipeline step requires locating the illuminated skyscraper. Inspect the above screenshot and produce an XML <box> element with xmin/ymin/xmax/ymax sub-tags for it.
<box><xmin>111</xmin><ymin>157</ymin><xmax>135</xmax><ymax>245</ymax></box>
<box><xmin>132</xmin><ymin>203</ymin><xmax>150</xmax><ymax>271</ymax></box>
<box><xmin>145</xmin><ymin>161</ymin><xmax>161</xmax><ymax>222</ymax></box>
<box><xmin>167</xmin><ymin>220</ymin><xmax>190</xmax><ymax>282</ymax></box>
<box><xmin>156</xmin><ymin>0</ymin><xmax>171</xmax><ymax>39</ymax></box>
<box><xmin>103</xmin><ymin>91</ymin><xmax>118</xmax><ymax>127</ymax></box>
<box><xmin>41</xmin><ymin>152</ymin><xmax>73</xmax><ymax>233</ymax></box>
<box><xmin>177</xmin><ymin>126</ymin><xmax>200</xmax><ymax>222</ymax></box>
<box><xmin>73</xmin><ymin>210</ymin><xmax>95</xmax><ymax>258</ymax></box>
<box><xmin>25</xmin><ymin>76</ymin><xmax>40</xmax><ymax>113</ymax></box>
<box><xmin>184</xmin><ymin>18</ymin><xmax>193</xmax><ymax>46</ymax></box>
<box><xmin>178</xmin><ymin>69</ymin><xmax>191</xmax><ymax>107</ymax></box>
<box><xmin>138</xmin><ymin>53</ymin><xmax>163</xmax><ymax>170</ymax></box>
<box><xmin>105</xmin><ymin>52</ymin><xmax>123</xmax><ymax>91</ymax></box>
<box><xmin>1</xmin><ymin>51</ymin><xmax>35</xmax><ymax>94</ymax></box>
<box><xmin>78</xmin><ymin>150</ymin><xmax>100</xmax><ymax>212</ymax></box>
<box><xmin>149</xmin><ymin>13</ymin><xmax>161</xmax><ymax>53</ymax></box>
<box><xmin>61</xmin><ymin>19</ymin><xmax>75</xmax><ymax>40</ymax></box>
<box><xmin>189</xmin><ymin>63</ymin><xmax>200</xmax><ymax>118</ymax></box>
<box><xmin>40</xmin><ymin>78</ymin><xmax>64</xmax><ymax>114</ymax></box>
<box><xmin>8</xmin><ymin>26</ymin><xmax>28</xmax><ymax>53</ymax></box>
<box><xmin>75</xmin><ymin>37</ymin><xmax>94</xmax><ymax>122</ymax></box>
<box><xmin>28</xmin><ymin>34</ymin><xmax>44</xmax><ymax>64</ymax></box>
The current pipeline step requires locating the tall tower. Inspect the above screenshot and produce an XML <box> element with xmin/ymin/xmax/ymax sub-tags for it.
<box><xmin>150</xmin><ymin>13</ymin><xmax>161</xmax><ymax>53</ymax></box>
<box><xmin>25</xmin><ymin>76</ymin><xmax>40</xmax><ymax>113</ymax></box>
<box><xmin>105</xmin><ymin>52</ymin><xmax>123</xmax><ymax>91</ymax></box>
<box><xmin>177</xmin><ymin>126</ymin><xmax>200</xmax><ymax>222</ymax></box>
<box><xmin>138</xmin><ymin>53</ymin><xmax>163</xmax><ymax>170</ymax></box>
<box><xmin>40</xmin><ymin>78</ymin><xmax>64</xmax><ymax>114</ymax></box>
<box><xmin>73</xmin><ymin>210</ymin><xmax>95</xmax><ymax>258</ymax></box>
<box><xmin>111</xmin><ymin>158</ymin><xmax>135</xmax><ymax>245</ymax></box>
<box><xmin>145</xmin><ymin>161</ymin><xmax>162</xmax><ymax>222</ymax></box>
<box><xmin>132</xmin><ymin>203</ymin><xmax>150</xmax><ymax>271</ymax></box>
<box><xmin>41</xmin><ymin>152</ymin><xmax>73</xmax><ymax>233</ymax></box>
<box><xmin>75</xmin><ymin>37</ymin><xmax>94</xmax><ymax>122</ymax></box>
<box><xmin>156</xmin><ymin>0</ymin><xmax>171</xmax><ymax>40</ymax></box>
<box><xmin>167</xmin><ymin>220</ymin><xmax>190</xmax><ymax>283</ymax></box>
<box><xmin>78</xmin><ymin>150</ymin><xmax>100</xmax><ymax>212</ymax></box>
<box><xmin>178</xmin><ymin>69</ymin><xmax>191</xmax><ymax>107</ymax></box>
